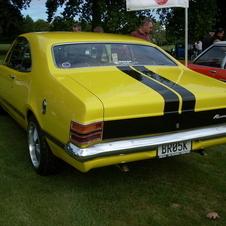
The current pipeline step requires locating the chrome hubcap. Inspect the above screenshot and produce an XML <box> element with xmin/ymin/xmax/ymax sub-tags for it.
<box><xmin>28</xmin><ymin>122</ymin><xmax>41</xmax><ymax>168</ymax></box>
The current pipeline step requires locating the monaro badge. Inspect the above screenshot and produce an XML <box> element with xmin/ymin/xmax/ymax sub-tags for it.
<box><xmin>213</xmin><ymin>114</ymin><xmax>226</xmax><ymax>119</ymax></box>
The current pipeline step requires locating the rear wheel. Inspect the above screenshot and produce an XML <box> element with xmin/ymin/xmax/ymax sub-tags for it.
<box><xmin>27</xmin><ymin>115</ymin><xmax>63</xmax><ymax>175</ymax></box>
<box><xmin>0</xmin><ymin>105</ymin><xmax>6</xmax><ymax>115</ymax></box>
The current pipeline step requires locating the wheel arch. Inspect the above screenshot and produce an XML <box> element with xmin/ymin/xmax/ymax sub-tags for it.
<box><xmin>26</xmin><ymin>109</ymin><xmax>34</xmax><ymax>121</ymax></box>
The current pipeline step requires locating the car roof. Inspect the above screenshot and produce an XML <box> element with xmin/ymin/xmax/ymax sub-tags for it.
<box><xmin>212</xmin><ymin>41</ymin><xmax>226</xmax><ymax>46</ymax></box>
<box><xmin>20</xmin><ymin>32</ymin><xmax>155</xmax><ymax>46</ymax></box>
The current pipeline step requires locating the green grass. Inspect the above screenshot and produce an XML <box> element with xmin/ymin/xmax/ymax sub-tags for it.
<box><xmin>1</xmin><ymin>114</ymin><xmax>226</xmax><ymax>225</ymax></box>
<box><xmin>160</xmin><ymin>45</ymin><xmax>174</xmax><ymax>52</ymax></box>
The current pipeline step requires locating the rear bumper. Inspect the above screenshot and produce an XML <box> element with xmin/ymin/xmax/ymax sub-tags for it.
<box><xmin>65</xmin><ymin>124</ymin><xmax>226</xmax><ymax>161</ymax></box>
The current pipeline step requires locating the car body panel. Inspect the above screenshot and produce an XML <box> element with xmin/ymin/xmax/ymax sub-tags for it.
<box><xmin>188</xmin><ymin>41</ymin><xmax>226</xmax><ymax>82</ymax></box>
<box><xmin>68</xmin><ymin>65</ymin><xmax>226</xmax><ymax>115</ymax></box>
<box><xmin>1</xmin><ymin>32</ymin><xmax>226</xmax><ymax>173</ymax></box>
<box><xmin>188</xmin><ymin>63</ymin><xmax>225</xmax><ymax>81</ymax></box>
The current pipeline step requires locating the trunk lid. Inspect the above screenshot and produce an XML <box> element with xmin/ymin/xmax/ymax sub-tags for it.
<box><xmin>68</xmin><ymin>65</ymin><xmax>226</xmax><ymax>139</ymax></box>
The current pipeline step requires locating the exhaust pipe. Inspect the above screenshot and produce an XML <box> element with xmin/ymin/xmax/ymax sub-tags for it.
<box><xmin>197</xmin><ymin>149</ymin><xmax>208</xmax><ymax>156</ymax></box>
<box><xmin>116</xmin><ymin>163</ymin><xmax>129</xmax><ymax>172</ymax></box>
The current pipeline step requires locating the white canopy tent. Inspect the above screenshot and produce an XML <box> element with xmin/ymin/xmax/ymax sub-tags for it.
<box><xmin>126</xmin><ymin>0</ymin><xmax>189</xmax><ymax>65</ymax></box>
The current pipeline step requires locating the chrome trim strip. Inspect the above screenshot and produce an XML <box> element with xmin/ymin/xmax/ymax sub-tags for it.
<box><xmin>64</xmin><ymin>125</ymin><xmax>226</xmax><ymax>161</ymax></box>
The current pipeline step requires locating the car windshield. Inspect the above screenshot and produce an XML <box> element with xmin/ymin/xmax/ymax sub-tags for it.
<box><xmin>194</xmin><ymin>45</ymin><xmax>226</xmax><ymax>68</ymax></box>
<box><xmin>53</xmin><ymin>43</ymin><xmax>177</xmax><ymax>68</ymax></box>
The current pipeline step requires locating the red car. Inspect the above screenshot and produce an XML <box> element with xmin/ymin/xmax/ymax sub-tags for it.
<box><xmin>188</xmin><ymin>41</ymin><xmax>226</xmax><ymax>82</ymax></box>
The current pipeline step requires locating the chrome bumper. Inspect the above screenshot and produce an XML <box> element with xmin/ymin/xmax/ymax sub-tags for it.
<box><xmin>64</xmin><ymin>125</ymin><xmax>226</xmax><ymax>161</ymax></box>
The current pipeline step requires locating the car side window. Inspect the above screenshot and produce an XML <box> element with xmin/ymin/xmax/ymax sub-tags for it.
<box><xmin>5</xmin><ymin>37</ymin><xmax>32</xmax><ymax>72</ymax></box>
<box><xmin>194</xmin><ymin>46</ymin><xmax>226</xmax><ymax>69</ymax></box>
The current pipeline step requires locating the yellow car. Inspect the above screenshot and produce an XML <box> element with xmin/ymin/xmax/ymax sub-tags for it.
<box><xmin>1</xmin><ymin>32</ymin><xmax>226</xmax><ymax>175</ymax></box>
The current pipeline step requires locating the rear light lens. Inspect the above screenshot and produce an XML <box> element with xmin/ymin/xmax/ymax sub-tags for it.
<box><xmin>70</xmin><ymin>121</ymin><xmax>103</xmax><ymax>145</ymax></box>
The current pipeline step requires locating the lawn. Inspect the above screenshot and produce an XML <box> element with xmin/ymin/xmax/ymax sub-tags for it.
<box><xmin>0</xmin><ymin>113</ymin><xmax>226</xmax><ymax>225</ymax></box>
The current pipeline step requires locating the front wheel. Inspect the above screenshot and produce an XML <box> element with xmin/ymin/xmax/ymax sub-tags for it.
<box><xmin>27</xmin><ymin>115</ymin><xmax>63</xmax><ymax>175</ymax></box>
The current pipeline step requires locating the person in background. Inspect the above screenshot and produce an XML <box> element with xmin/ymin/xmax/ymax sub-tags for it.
<box><xmin>211</xmin><ymin>28</ymin><xmax>224</xmax><ymax>44</ymax></box>
<box><xmin>131</xmin><ymin>18</ymin><xmax>153</xmax><ymax>42</ymax></box>
<box><xmin>196</xmin><ymin>41</ymin><xmax>202</xmax><ymax>54</ymax></box>
<box><xmin>93</xmin><ymin>26</ymin><xmax>104</xmax><ymax>33</ymax></box>
<box><xmin>202</xmin><ymin>30</ymin><xmax>215</xmax><ymax>51</ymax></box>
<box><xmin>72</xmin><ymin>24</ymin><xmax>82</xmax><ymax>32</ymax></box>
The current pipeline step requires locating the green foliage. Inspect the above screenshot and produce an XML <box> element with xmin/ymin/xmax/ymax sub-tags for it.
<box><xmin>97</xmin><ymin>1</ymin><xmax>154</xmax><ymax>34</ymax></box>
<box><xmin>21</xmin><ymin>17</ymin><xmax>51</xmax><ymax>33</ymax></box>
<box><xmin>0</xmin><ymin>0</ymin><xmax>31</xmax><ymax>39</ymax></box>
<box><xmin>22</xmin><ymin>15</ymin><xmax>34</xmax><ymax>33</ymax></box>
<box><xmin>44</xmin><ymin>0</ymin><xmax>225</xmax><ymax>43</ymax></box>
<box><xmin>50</xmin><ymin>17</ymin><xmax>73</xmax><ymax>31</ymax></box>
<box><xmin>4</xmin><ymin>0</ymin><xmax>31</xmax><ymax>9</ymax></box>
<box><xmin>152</xmin><ymin>21</ymin><xmax>167</xmax><ymax>46</ymax></box>
<box><xmin>216</xmin><ymin>0</ymin><xmax>226</xmax><ymax>31</ymax></box>
<box><xmin>34</xmin><ymin>19</ymin><xmax>50</xmax><ymax>32</ymax></box>
<box><xmin>157</xmin><ymin>0</ymin><xmax>218</xmax><ymax>44</ymax></box>
<box><xmin>46</xmin><ymin>0</ymin><xmax>83</xmax><ymax>23</ymax></box>
<box><xmin>2</xmin><ymin>0</ymin><xmax>226</xmax><ymax>43</ymax></box>
<box><xmin>46</xmin><ymin>0</ymin><xmax>155</xmax><ymax>34</ymax></box>
<box><xmin>50</xmin><ymin>17</ymin><xmax>91</xmax><ymax>32</ymax></box>
<box><xmin>188</xmin><ymin>0</ymin><xmax>217</xmax><ymax>42</ymax></box>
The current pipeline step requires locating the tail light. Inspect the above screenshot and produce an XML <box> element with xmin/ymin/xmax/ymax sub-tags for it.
<box><xmin>70</xmin><ymin>121</ymin><xmax>103</xmax><ymax>145</ymax></box>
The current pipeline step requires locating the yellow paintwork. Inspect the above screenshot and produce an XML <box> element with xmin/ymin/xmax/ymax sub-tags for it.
<box><xmin>1</xmin><ymin>32</ymin><xmax>226</xmax><ymax>173</ymax></box>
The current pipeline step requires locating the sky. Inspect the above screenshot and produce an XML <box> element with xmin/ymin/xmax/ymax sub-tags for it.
<box><xmin>21</xmin><ymin>0</ymin><xmax>64</xmax><ymax>21</ymax></box>
<box><xmin>21</xmin><ymin>0</ymin><xmax>159</xmax><ymax>22</ymax></box>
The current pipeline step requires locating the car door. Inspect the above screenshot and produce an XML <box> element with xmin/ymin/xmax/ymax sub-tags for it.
<box><xmin>188</xmin><ymin>63</ymin><xmax>224</xmax><ymax>80</ymax></box>
<box><xmin>0</xmin><ymin>37</ymin><xmax>32</xmax><ymax>122</ymax></box>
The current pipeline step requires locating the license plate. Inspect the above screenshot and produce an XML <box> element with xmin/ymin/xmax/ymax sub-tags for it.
<box><xmin>158</xmin><ymin>141</ymin><xmax>191</xmax><ymax>158</ymax></box>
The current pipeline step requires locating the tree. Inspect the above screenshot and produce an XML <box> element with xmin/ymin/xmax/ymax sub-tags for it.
<box><xmin>152</xmin><ymin>21</ymin><xmax>167</xmax><ymax>46</ymax></box>
<box><xmin>46</xmin><ymin>0</ymin><xmax>83</xmax><ymax>23</ymax></box>
<box><xmin>23</xmin><ymin>15</ymin><xmax>34</xmax><ymax>33</ymax></box>
<box><xmin>216</xmin><ymin>0</ymin><xmax>226</xmax><ymax>39</ymax></box>
<box><xmin>157</xmin><ymin>0</ymin><xmax>217</xmax><ymax>44</ymax></box>
<box><xmin>45</xmin><ymin>0</ymin><xmax>224</xmax><ymax>43</ymax></box>
<box><xmin>50</xmin><ymin>16</ymin><xmax>75</xmax><ymax>31</ymax></box>
<box><xmin>34</xmin><ymin>20</ymin><xmax>50</xmax><ymax>32</ymax></box>
<box><xmin>97</xmin><ymin>0</ymin><xmax>154</xmax><ymax>34</ymax></box>
<box><xmin>46</xmin><ymin>0</ymin><xmax>155</xmax><ymax>34</ymax></box>
<box><xmin>0</xmin><ymin>0</ymin><xmax>31</xmax><ymax>40</ymax></box>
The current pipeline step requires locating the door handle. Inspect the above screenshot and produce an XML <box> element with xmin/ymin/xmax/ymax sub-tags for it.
<box><xmin>9</xmin><ymin>75</ymin><xmax>15</xmax><ymax>79</ymax></box>
<box><xmin>209</xmin><ymin>70</ymin><xmax>217</xmax><ymax>73</ymax></box>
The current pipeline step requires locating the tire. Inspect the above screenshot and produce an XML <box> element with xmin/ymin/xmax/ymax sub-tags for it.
<box><xmin>0</xmin><ymin>105</ymin><xmax>6</xmax><ymax>115</ymax></box>
<box><xmin>27</xmin><ymin>115</ymin><xmax>64</xmax><ymax>175</ymax></box>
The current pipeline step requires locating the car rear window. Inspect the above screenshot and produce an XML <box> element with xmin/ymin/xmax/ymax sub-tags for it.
<box><xmin>53</xmin><ymin>43</ymin><xmax>177</xmax><ymax>68</ymax></box>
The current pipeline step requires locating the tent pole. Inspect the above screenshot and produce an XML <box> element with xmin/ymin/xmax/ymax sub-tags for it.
<box><xmin>185</xmin><ymin>6</ymin><xmax>188</xmax><ymax>66</ymax></box>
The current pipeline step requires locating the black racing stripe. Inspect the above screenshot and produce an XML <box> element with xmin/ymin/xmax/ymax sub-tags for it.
<box><xmin>133</xmin><ymin>66</ymin><xmax>196</xmax><ymax>112</ymax></box>
<box><xmin>103</xmin><ymin>108</ymin><xmax>226</xmax><ymax>140</ymax></box>
<box><xmin>117</xmin><ymin>66</ymin><xmax>180</xmax><ymax>114</ymax></box>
